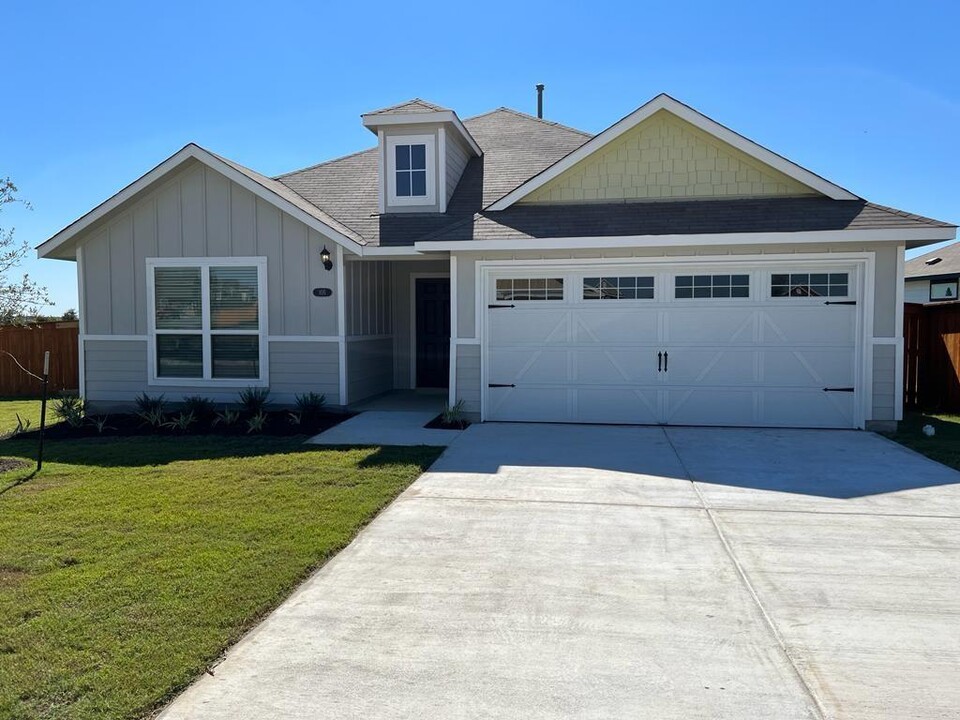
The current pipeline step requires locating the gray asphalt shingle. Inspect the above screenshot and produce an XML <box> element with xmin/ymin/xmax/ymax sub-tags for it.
<box><xmin>905</xmin><ymin>241</ymin><xmax>960</xmax><ymax>279</ymax></box>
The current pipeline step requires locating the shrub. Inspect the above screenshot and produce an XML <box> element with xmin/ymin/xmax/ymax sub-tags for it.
<box><xmin>238</xmin><ymin>387</ymin><xmax>270</xmax><ymax>415</ymax></box>
<box><xmin>163</xmin><ymin>411</ymin><xmax>196</xmax><ymax>432</ymax></box>
<box><xmin>246</xmin><ymin>411</ymin><xmax>268</xmax><ymax>434</ymax></box>
<box><xmin>53</xmin><ymin>394</ymin><xmax>87</xmax><ymax>428</ymax></box>
<box><xmin>213</xmin><ymin>408</ymin><xmax>240</xmax><ymax>428</ymax></box>
<box><xmin>441</xmin><ymin>398</ymin><xmax>467</xmax><ymax>428</ymax></box>
<box><xmin>12</xmin><ymin>413</ymin><xmax>31</xmax><ymax>436</ymax></box>
<box><xmin>134</xmin><ymin>392</ymin><xmax>166</xmax><ymax>415</ymax></box>
<box><xmin>295</xmin><ymin>392</ymin><xmax>326</xmax><ymax>419</ymax></box>
<box><xmin>287</xmin><ymin>410</ymin><xmax>302</xmax><ymax>426</ymax></box>
<box><xmin>137</xmin><ymin>407</ymin><xmax>166</xmax><ymax>429</ymax></box>
<box><xmin>181</xmin><ymin>396</ymin><xmax>216</xmax><ymax>421</ymax></box>
<box><xmin>89</xmin><ymin>415</ymin><xmax>115</xmax><ymax>434</ymax></box>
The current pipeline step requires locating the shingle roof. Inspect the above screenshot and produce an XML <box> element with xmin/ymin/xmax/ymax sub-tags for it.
<box><xmin>905</xmin><ymin>241</ymin><xmax>960</xmax><ymax>279</ymax></box>
<box><xmin>419</xmin><ymin>198</ymin><xmax>955</xmax><ymax>243</ymax></box>
<box><xmin>275</xmin><ymin>106</ymin><xmax>953</xmax><ymax>248</ymax></box>
<box><xmin>276</xmin><ymin>108</ymin><xmax>591</xmax><ymax>246</ymax></box>
<box><xmin>362</xmin><ymin>98</ymin><xmax>451</xmax><ymax>115</ymax></box>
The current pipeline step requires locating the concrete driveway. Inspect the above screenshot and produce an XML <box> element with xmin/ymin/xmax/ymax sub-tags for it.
<box><xmin>159</xmin><ymin>425</ymin><xmax>960</xmax><ymax>720</ymax></box>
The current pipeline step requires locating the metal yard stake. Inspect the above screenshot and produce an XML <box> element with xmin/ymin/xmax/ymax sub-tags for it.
<box><xmin>37</xmin><ymin>351</ymin><xmax>50</xmax><ymax>472</ymax></box>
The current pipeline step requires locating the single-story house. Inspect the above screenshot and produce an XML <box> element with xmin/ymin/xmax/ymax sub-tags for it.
<box><xmin>904</xmin><ymin>242</ymin><xmax>959</xmax><ymax>304</ymax></box>
<box><xmin>38</xmin><ymin>94</ymin><xmax>957</xmax><ymax>431</ymax></box>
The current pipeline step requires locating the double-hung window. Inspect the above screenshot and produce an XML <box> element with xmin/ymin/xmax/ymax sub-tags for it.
<box><xmin>149</xmin><ymin>258</ymin><xmax>267</xmax><ymax>385</ymax></box>
<box><xmin>386</xmin><ymin>135</ymin><xmax>435</xmax><ymax>206</ymax></box>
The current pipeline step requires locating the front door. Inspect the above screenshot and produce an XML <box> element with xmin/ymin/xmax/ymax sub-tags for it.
<box><xmin>415</xmin><ymin>278</ymin><xmax>450</xmax><ymax>388</ymax></box>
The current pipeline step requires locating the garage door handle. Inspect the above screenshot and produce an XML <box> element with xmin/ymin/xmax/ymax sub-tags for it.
<box><xmin>824</xmin><ymin>301</ymin><xmax>857</xmax><ymax>306</ymax></box>
<box><xmin>657</xmin><ymin>351</ymin><xmax>662</xmax><ymax>372</ymax></box>
<box><xmin>488</xmin><ymin>304</ymin><xmax>515</xmax><ymax>309</ymax></box>
<box><xmin>823</xmin><ymin>387</ymin><xmax>854</xmax><ymax>392</ymax></box>
<box><xmin>663</xmin><ymin>351</ymin><xmax>668</xmax><ymax>372</ymax></box>
<box><xmin>488</xmin><ymin>383</ymin><xmax>516</xmax><ymax>388</ymax></box>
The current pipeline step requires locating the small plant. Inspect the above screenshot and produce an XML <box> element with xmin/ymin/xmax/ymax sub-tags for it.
<box><xmin>238</xmin><ymin>387</ymin><xmax>270</xmax><ymax>415</ymax></box>
<box><xmin>137</xmin><ymin>407</ymin><xmax>166</xmax><ymax>429</ymax></box>
<box><xmin>441</xmin><ymin>398</ymin><xmax>467</xmax><ymax>428</ymax></box>
<box><xmin>287</xmin><ymin>410</ymin><xmax>302</xmax><ymax>426</ymax></box>
<box><xmin>12</xmin><ymin>413</ymin><xmax>31</xmax><ymax>436</ymax></box>
<box><xmin>163</xmin><ymin>411</ymin><xmax>196</xmax><ymax>432</ymax></box>
<box><xmin>134</xmin><ymin>392</ymin><xmax>166</xmax><ymax>415</ymax></box>
<box><xmin>89</xmin><ymin>415</ymin><xmax>115</xmax><ymax>434</ymax></box>
<box><xmin>181</xmin><ymin>396</ymin><xmax>216</xmax><ymax>421</ymax></box>
<box><xmin>246</xmin><ymin>411</ymin><xmax>268</xmax><ymax>434</ymax></box>
<box><xmin>295</xmin><ymin>392</ymin><xmax>326</xmax><ymax>419</ymax></box>
<box><xmin>53</xmin><ymin>394</ymin><xmax>87</xmax><ymax>428</ymax></box>
<box><xmin>213</xmin><ymin>407</ymin><xmax>240</xmax><ymax>427</ymax></box>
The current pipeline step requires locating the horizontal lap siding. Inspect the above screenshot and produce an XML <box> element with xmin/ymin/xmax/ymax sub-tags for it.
<box><xmin>84</xmin><ymin>339</ymin><xmax>341</xmax><ymax>409</ymax></box>
<box><xmin>455</xmin><ymin>344</ymin><xmax>481</xmax><ymax>413</ymax></box>
<box><xmin>347</xmin><ymin>338</ymin><xmax>393</xmax><ymax>404</ymax></box>
<box><xmin>872</xmin><ymin>344</ymin><xmax>897</xmax><ymax>421</ymax></box>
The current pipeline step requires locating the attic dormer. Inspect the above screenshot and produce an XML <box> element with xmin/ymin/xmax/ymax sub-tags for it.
<box><xmin>362</xmin><ymin>99</ymin><xmax>481</xmax><ymax>214</ymax></box>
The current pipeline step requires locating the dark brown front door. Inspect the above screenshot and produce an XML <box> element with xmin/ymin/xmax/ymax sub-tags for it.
<box><xmin>415</xmin><ymin>278</ymin><xmax>450</xmax><ymax>388</ymax></box>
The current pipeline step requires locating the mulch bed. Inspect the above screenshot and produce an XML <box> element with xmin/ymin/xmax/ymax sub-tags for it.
<box><xmin>0</xmin><ymin>457</ymin><xmax>31</xmax><ymax>473</ymax></box>
<box><xmin>423</xmin><ymin>414</ymin><xmax>471</xmax><ymax>431</ymax></box>
<box><xmin>11</xmin><ymin>410</ymin><xmax>351</xmax><ymax>441</ymax></box>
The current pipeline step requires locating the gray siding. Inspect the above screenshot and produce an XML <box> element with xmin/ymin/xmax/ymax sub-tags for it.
<box><xmin>454</xmin><ymin>343</ymin><xmax>481</xmax><ymax>413</ymax></box>
<box><xmin>872</xmin><ymin>343</ymin><xmax>897</xmax><ymax>421</ymax></box>
<box><xmin>84</xmin><ymin>338</ymin><xmax>341</xmax><ymax>409</ymax></box>
<box><xmin>345</xmin><ymin>261</ymin><xmax>392</xmax><ymax>336</ymax></box>
<box><xmin>347</xmin><ymin>338</ymin><xmax>393</xmax><ymax>404</ymax></box>
<box><xmin>80</xmin><ymin>160</ymin><xmax>340</xmax><ymax>337</ymax></box>
<box><xmin>445</xmin><ymin>134</ymin><xmax>470</xmax><ymax>204</ymax></box>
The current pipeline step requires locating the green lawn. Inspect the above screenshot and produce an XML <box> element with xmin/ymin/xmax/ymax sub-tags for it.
<box><xmin>885</xmin><ymin>412</ymin><xmax>960</xmax><ymax>472</ymax></box>
<box><xmin>0</xmin><ymin>397</ymin><xmax>45</xmax><ymax>436</ymax></box>
<box><xmin>0</xmin><ymin>435</ymin><xmax>442</xmax><ymax>720</ymax></box>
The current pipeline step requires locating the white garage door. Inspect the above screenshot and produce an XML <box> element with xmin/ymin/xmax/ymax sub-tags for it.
<box><xmin>484</xmin><ymin>263</ymin><xmax>862</xmax><ymax>428</ymax></box>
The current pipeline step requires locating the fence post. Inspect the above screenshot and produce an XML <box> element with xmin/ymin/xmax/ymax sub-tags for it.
<box><xmin>37</xmin><ymin>351</ymin><xmax>50</xmax><ymax>472</ymax></box>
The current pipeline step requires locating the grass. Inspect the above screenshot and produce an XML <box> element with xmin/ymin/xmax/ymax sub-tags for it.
<box><xmin>0</xmin><ymin>435</ymin><xmax>443</xmax><ymax>720</ymax></box>
<box><xmin>0</xmin><ymin>397</ymin><xmax>45</xmax><ymax>436</ymax></box>
<box><xmin>884</xmin><ymin>411</ymin><xmax>960</xmax><ymax>471</ymax></box>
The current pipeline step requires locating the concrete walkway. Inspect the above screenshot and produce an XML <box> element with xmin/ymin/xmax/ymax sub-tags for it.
<box><xmin>160</xmin><ymin>424</ymin><xmax>960</xmax><ymax>720</ymax></box>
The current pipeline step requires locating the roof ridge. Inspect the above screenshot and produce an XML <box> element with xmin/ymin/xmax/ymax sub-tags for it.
<box><xmin>467</xmin><ymin>106</ymin><xmax>592</xmax><ymax>138</ymax></box>
<box><xmin>274</xmin><ymin>146</ymin><xmax>377</xmax><ymax>179</ymax></box>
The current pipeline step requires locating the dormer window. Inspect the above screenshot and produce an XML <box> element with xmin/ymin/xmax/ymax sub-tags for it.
<box><xmin>386</xmin><ymin>134</ymin><xmax>435</xmax><ymax>206</ymax></box>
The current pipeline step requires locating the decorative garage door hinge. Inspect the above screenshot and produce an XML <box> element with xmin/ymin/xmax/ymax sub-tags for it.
<box><xmin>824</xmin><ymin>301</ymin><xmax>857</xmax><ymax>305</ymax></box>
<box><xmin>488</xmin><ymin>383</ymin><xmax>516</xmax><ymax>388</ymax></box>
<box><xmin>488</xmin><ymin>304</ymin><xmax>516</xmax><ymax>309</ymax></box>
<box><xmin>823</xmin><ymin>387</ymin><xmax>855</xmax><ymax>392</ymax></box>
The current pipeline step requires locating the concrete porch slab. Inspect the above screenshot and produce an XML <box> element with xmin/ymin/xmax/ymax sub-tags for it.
<box><xmin>307</xmin><ymin>410</ymin><xmax>463</xmax><ymax>446</ymax></box>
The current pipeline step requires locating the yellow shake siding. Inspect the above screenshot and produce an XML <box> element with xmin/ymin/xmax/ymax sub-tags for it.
<box><xmin>521</xmin><ymin>110</ymin><xmax>818</xmax><ymax>203</ymax></box>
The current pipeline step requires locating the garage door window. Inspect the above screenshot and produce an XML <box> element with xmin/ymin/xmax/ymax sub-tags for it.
<box><xmin>675</xmin><ymin>274</ymin><xmax>749</xmax><ymax>299</ymax></box>
<box><xmin>495</xmin><ymin>278</ymin><xmax>563</xmax><ymax>301</ymax></box>
<box><xmin>583</xmin><ymin>276</ymin><xmax>654</xmax><ymax>300</ymax></box>
<box><xmin>771</xmin><ymin>273</ymin><xmax>848</xmax><ymax>298</ymax></box>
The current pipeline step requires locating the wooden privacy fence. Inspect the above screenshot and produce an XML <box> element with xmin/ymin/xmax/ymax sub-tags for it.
<box><xmin>0</xmin><ymin>321</ymin><xmax>79</xmax><ymax>397</ymax></box>
<box><xmin>904</xmin><ymin>303</ymin><xmax>960</xmax><ymax>412</ymax></box>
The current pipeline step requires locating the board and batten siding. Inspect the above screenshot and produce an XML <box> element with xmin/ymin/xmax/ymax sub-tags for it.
<box><xmin>345</xmin><ymin>261</ymin><xmax>392</xmax><ymax>336</ymax></box>
<box><xmin>81</xmin><ymin>159</ymin><xmax>340</xmax><ymax>338</ymax></box>
<box><xmin>453</xmin><ymin>343</ymin><xmax>481</xmax><ymax>412</ymax></box>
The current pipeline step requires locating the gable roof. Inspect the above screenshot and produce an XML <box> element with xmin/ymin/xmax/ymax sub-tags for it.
<box><xmin>37</xmin><ymin>144</ymin><xmax>366</xmax><ymax>260</ymax></box>
<box><xmin>277</xmin><ymin>108</ymin><xmax>591</xmax><ymax>246</ymax></box>
<box><xmin>363</xmin><ymin>98</ymin><xmax>451</xmax><ymax>115</ymax></box>
<box><xmin>905</xmin><ymin>241</ymin><xmax>960</xmax><ymax>279</ymax></box>
<box><xmin>486</xmin><ymin>94</ymin><xmax>859</xmax><ymax>210</ymax></box>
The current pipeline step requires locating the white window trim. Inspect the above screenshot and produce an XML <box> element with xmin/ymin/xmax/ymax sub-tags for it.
<box><xmin>386</xmin><ymin>134</ymin><xmax>436</xmax><ymax>207</ymax></box>
<box><xmin>146</xmin><ymin>257</ymin><xmax>269</xmax><ymax>388</ymax></box>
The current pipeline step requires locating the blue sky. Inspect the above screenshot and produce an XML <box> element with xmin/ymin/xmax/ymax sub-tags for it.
<box><xmin>3</xmin><ymin>0</ymin><xmax>957</xmax><ymax>313</ymax></box>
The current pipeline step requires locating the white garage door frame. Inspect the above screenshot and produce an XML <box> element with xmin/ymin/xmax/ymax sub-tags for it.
<box><xmin>477</xmin><ymin>251</ymin><xmax>876</xmax><ymax>428</ymax></box>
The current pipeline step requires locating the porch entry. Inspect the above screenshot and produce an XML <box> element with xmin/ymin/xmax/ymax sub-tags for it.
<box><xmin>414</xmin><ymin>277</ymin><xmax>450</xmax><ymax>388</ymax></box>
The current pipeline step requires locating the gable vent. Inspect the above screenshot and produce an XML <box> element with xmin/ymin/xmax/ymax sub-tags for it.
<box><xmin>925</xmin><ymin>257</ymin><xmax>943</xmax><ymax>266</ymax></box>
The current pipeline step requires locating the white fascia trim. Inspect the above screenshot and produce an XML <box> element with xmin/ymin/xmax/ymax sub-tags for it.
<box><xmin>448</xmin><ymin>254</ymin><xmax>458</xmax><ymax>408</ymax></box>
<box><xmin>336</xmin><ymin>245</ymin><xmax>348</xmax><ymax>405</ymax></box>
<box><xmin>362</xmin><ymin>110</ymin><xmax>482</xmax><ymax>157</ymax></box>
<box><xmin>356</xmin><ymin>247</ymin><xmax>429</xmax><ymax>258</ymax></box>
<box><xmin>416</xmin><ymin>227</ymin><xmax>956</xmax><ymax>253</ymax></box>
<box><xmin>37</xmin><ymin>144</ymin><xmax>364</xmax><ymax>260</ymax></box>
<box><xmin>487</xmin><ymin>94</ymin><xmax>859</xmax><ymax>210</ymax></box>
<box><xmin>438</xmin><ymin>127</ymin><xmax>448</xmax><ymax>214</ymax></box>
<box><xmin>894</xmin><ymin>244</ymin><xmax>905</xmax><ymax>421</ymax></box>
<box><xmin>76</xmin><ymin>246</ymin><xmax>86</xmax><ymax>399</ymax></box>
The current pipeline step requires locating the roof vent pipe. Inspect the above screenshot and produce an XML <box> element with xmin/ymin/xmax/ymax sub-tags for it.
<box><xmin>536</xmin><ymin>83</ymin><xmax>545</xmax><ymax>119</ymax></box>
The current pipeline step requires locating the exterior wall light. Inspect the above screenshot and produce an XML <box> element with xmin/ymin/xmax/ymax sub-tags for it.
<box><xmin>320</xmin><ymin>245</ymin><xmax>333</xmax><ymax>271</ymax></box>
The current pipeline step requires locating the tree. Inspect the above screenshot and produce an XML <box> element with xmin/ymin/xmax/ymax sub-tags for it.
<box><xmin>62</xmin><ymin>308</ymin><xmax>78</xmax><ymax>321</ymax></box>
<box><xmin>0</xmin><ymin>177</ymin><xmax>50</xmax><ymax>323</ymax></box>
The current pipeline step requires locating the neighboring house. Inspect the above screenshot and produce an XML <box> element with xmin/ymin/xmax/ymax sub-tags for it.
<box><xmin>904</xmin><ymin>242</ymin><xmax>960</xmax><ymax>304</ymax></box>
<box><xmin>37</xmin><ymin>94</ymin><xmax>956</xmax><ymax>431</ymax></box>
